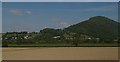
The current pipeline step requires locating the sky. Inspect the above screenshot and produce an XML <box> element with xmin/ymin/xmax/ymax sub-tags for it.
<box><xmin>2</xmin><ymin>0</ymin><xmax>120</xmax><ymax>2</ymax></box>
<box><xmin>0</xmin><ymin>2</ymin><xmax>2</xmax><ymax>33</ymax></box>
<box><xmin>2</xmin><ymin>2</ymin><xmax>118</xmax><ymax>32</ymax></box>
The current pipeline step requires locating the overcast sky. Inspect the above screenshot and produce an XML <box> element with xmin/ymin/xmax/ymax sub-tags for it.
<box><xmin>2</xmin><ymin>2</ymin><xmax>118</xmax><ymax>32</ymax></box>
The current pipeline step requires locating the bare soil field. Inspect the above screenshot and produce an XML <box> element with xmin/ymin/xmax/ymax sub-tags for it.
<box><xmin>2</xmin><ymin>47</ymin><xmax>118</xmax><ymax>60</ymax></box>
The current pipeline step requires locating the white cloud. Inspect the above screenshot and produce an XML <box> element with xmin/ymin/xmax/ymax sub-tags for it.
<box><xmin>26</xmin><ymin>10</ymin><xmax>32</xmax><ymax>15</ymax></box>
<box><xmin>9</xmin><ymin>9</ymin><xmax>23</xmax><ymax>16</ymax></box>
<box><xmin>9</xmin><ymin>9</ymin><xmax>32</xmax><ymax>16</ymax></box>
<box><xmin>60</xmin><ymin>22</ymin><xmax>70</xmax><ymax>28</ymax></box>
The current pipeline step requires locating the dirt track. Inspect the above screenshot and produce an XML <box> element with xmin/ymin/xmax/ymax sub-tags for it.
<box><xmin>2</xmin><ymin>47</ymin><xmax>118</xmax><ymax>60</ymax></box>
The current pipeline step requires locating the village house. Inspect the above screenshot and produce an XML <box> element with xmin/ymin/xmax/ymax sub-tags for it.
<box><xmin>53</xmin><ymin>36</ymin><xmax>60</xmax><ymax>39</ymax></box>
<box><xmin>24</xmin><ymin>35</ymin><xmax>32</xmax><ymax>39</ymax></box>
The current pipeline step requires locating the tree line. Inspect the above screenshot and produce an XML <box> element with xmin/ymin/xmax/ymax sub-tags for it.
<box><xmin>2</xmin><ymin>28</ymin><xmax>119</xmax><ymax>47</ymax></box>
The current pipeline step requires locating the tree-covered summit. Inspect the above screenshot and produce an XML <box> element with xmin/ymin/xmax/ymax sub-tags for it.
<box><xmin>65</xmin><ymin>16</ymin><xmax>119</xmax><ymax>41</ymax></box>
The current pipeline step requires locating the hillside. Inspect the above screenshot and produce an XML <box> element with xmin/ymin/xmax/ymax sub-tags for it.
<box><xmin>65</xmin><ymin>16</ymin><xmax>119</xmax><ymax>41</ymax></box>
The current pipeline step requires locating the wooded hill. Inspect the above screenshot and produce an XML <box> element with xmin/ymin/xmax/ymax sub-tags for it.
<box><xmin>65</xmin><ymin>16</ymin><xmax>119</xmax><ymax>41</ymax></box>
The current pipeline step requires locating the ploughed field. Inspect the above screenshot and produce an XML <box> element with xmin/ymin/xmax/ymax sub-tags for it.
<box><xmin>2</xmin><ymin>47</ymin><xmax>118</xmax><ymax>60</ymax></box>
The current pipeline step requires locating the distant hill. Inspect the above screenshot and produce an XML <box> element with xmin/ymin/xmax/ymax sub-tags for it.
<box><xmin>65</xmin><ymin>16</ymin><xmax>119</xmax><ymax>41</ymax></box>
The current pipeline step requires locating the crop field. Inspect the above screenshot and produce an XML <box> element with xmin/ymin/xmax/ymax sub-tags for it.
<box><xmin>2</xmin><ymin>47</ymin><xmax>118</xmax><ymax>60</ymax></box>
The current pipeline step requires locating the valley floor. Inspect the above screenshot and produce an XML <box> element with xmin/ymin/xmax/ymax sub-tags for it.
<box><xmin>2</xmin><ymin>47</ymin><xmax>118</xmax><ymax>60</ymax></box>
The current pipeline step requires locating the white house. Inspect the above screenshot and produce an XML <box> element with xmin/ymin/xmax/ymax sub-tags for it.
<box><xmin>53</xmin><ymin>36</ymin><xmax>60</xmax><ymax>39</ymax></box>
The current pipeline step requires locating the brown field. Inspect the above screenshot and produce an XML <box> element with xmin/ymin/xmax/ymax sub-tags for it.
<box><xmin>2</xmin><ymin>47</ymin><xmax>118</xmax><ymax>60</ymax></box>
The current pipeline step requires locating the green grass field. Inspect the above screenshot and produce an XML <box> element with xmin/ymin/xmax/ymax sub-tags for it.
<box><xmin>6</xmin><ymin>42</ymin><xmax>118</xmax><ymax>47</ymax></box>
